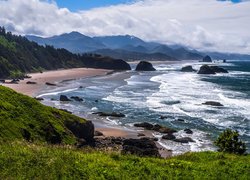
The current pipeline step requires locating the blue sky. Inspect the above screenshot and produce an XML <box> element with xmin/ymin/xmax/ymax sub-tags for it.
<box><xmin>54</xmin><ymin>0</ymin><xmax>242</xmax><ymax>11</ymax></box>
<box><xmin>54</xmin><ymin>0</ymin><xmax>133</xmax><ymax>11</ymax></box>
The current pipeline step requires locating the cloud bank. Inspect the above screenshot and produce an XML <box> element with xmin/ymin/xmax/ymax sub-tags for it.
<box><xmin>0</xmin><ymin>0</ymin><xmax>250</xmax><ymax>53</ymax></box>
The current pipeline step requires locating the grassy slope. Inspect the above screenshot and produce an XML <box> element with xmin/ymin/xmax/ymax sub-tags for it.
<box><xmin>0</xmin><ymin>86</ymin><xmax>86</xmax><ymax>144</ymax></box>
<box><xmin>0</xmin><ymin>141</ymin><xmax>249</xmax><ymax>179</ymax></box>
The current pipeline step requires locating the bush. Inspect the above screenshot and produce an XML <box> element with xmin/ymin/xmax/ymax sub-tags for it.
<box><xmin>214</xmin><ymin>129</ymin><xmax>247</xmax><ymax>155</ymax></box>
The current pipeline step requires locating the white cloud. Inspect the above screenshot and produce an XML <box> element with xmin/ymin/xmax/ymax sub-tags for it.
<box><xmin>0</xmin><ymin>0</ymin><xmax>250</xmax><ymax>54</ymax></box>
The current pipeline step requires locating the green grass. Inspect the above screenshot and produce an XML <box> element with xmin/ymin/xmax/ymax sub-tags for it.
<box><xmin>0</xmin><ymin>86</ymin><xmax>87</xmax><ymax>144</ymax></box>
<box><xmin>0</xmin><ymin>35</ymin><xmax>16</xmax><ymax>51</ymax></box>
<box><xmin>0</xmin><ymin>141</ymin><xmax>249</xmax><ymax>179</ymax></box>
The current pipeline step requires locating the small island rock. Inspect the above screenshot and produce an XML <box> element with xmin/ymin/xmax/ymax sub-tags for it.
<box><xmin>135</xmin><ymin>61</ymin><xmax>156</xmax><ymax>71</ymax></box>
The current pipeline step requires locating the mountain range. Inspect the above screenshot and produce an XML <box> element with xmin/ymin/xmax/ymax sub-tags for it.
<box><xmin>26</xmin><ymin>32</ymin><xmax>250</xmax><ymax>61</ymax></box>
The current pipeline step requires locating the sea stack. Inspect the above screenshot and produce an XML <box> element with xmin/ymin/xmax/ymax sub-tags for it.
<box><xmin>202</xmin><ymin>55</ymin><xmax>212</xmax><ymax>62</ymax></box>
<box><xmin>135</xmin><ymin>61</ymin><xmax>156</xmax><ymax>71</ymax></box>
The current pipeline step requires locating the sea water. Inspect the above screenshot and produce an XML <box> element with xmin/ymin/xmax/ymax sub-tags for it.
<box><xmin>38</xmin><ymin>60</ymin><xmax>250</xmax><ymax>155</ymax></box>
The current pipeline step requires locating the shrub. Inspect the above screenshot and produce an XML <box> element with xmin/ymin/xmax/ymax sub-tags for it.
<box><xmin>214</xmin><ymin>129</ymin><xmax>247</xmax><ymax>155</ymax></box>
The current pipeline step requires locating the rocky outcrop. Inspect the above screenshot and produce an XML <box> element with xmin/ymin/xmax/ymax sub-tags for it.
<box><xmin>45</xmin><ymin>82</ymin><xmax>56</xmax><ymax>86</ymax></box>
<box><xmin>134</xmin><ymin>122</ymin><xmax>154</xmax><ymax>130</ymax></box>
<box><xmin>34</xmin><ymin>97</ymin><xmax>44</xmax><ymax>101</ymax></box>
<box><xmin>83</xmin><ymin>56</ymin><xmax>131</xmax><ymax>70</ymax></box>
<box><xmin>92</xmin><ymin>112</ymin><xmax>125</xmax><ymax>118</ymax></box>
<box><xmin>122</xmin><ymin>138</ymin><xmax>160</xmax><ymax>157</ymax></box>
<box><xmin>60</xmin><ymin>95</ymin><xmax>71</xmax><ymax>101</ymax></box>
<box><xmin>134</xmin><ymin>122</ymin><xmax>177</xmax><ymax>134</ymax></box>
<box><xmin>202</xmin><ymin>55</ymin><xmax>212</xmax><ymax>62</ymax></box>
<box><xmin>210</xmin><ymin>66</ymin><xmax>228</xmax><ymax>73</ymax></box>
<box><xmin>135</xmin><ymin>61</ymin><xmax>156</xmax><ymax>71</ymax></box>
<box><xmin>162</xmin><ymin>133</ymin><xmax>176</xmax><ymax>140</ymax></box>
<box><xmin>173</xmin><ymin>137</ymin><xmax>195</xmax><ymax>143</ymax></box>
<box><xmin>198</xmin><ymin>65</ymin><xmax>228</xmax><ymax>74</ymax></box>
<box><xmin>202</xmin><ymin>101</ymin><xmax>224</xmax><ymax>107</ymax></box>
<box><xmin>64</xmin><ymin>120</ymin><xmax>94</xmax><ymax>142</ymax></box>
<box><xmin>198</xmin><ymin>65</ymin><xmax>216</xmax><ymax>74</ymax></box>
<box><xmin>94</xmin><ymin>131</ymin><xmax>104</xmax><ymax>137</ymax></box>
<box><xmin>71</xmin><ymin>96</ymin><xmax>84</xmax><ymax>102</ymax></box>
<box><xmin>184</xmin><ymin>129</ymin><xmax>193</xmax><ymax>134</ymax></box>
<box><xmin>26</xmin><ymin>81</ymin><xmax>37</xmax><ymax>84</ymax></box>
<box><xmin>181</xmin><ymin>66</ymin><xmax>196</xmax><ymax>72</ymax></box>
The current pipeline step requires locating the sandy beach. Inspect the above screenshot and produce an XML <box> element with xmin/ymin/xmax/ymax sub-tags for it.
<box><xmin>3</xmin><ymin>68</ymin><xmax>112</xmax><ymax>97</ymax></box>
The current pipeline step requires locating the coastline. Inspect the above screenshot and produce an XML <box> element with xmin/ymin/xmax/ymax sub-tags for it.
<box><xmin>2</xmin><ymin>62</ymin><xmax>199</xmax><ymax>158</ymax></box>
<box><xmin>3</xmin><ymin>68</ymin><xmax>112</xmax><ymax>97</ymax></box>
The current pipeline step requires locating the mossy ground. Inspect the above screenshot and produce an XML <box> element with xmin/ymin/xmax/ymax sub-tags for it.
<box><xmin>0</xmin><ymin>141</ymin><xmax>249</xmax><ymax>179</ymax></box>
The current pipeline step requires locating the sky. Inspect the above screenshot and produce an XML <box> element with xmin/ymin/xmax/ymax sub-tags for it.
<box><xmin>0</xmin><ymin>0</ymin><xmax>250</xmax><ymax>54</ymax></box>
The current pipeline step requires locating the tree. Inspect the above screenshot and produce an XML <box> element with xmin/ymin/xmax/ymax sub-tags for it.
<box><xmin>214</xmin><ymin>129</ymin><xmax>247</xmax><ymax>155</ymax></box>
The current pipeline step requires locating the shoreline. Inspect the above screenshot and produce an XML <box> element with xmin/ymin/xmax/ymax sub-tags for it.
<box><xmin>2</xmin><ymin>62</ymin><xmax>199</xmax><ymax>157</ymax></box>
<box><xmin>3</xmin><ymin>68</ymin><xmax>112</xmax><ymax>97</ymax></box>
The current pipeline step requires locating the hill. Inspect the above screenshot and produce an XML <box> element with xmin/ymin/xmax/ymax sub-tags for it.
<box><xmin>0</xmin><ymin>27</ymin><xmax>131</xmax><ymax>78</ymax></box>
<box><xmin>0</xmin><ymin>85</ymin><xmax>94</xmax><ymax>144</ymax></box>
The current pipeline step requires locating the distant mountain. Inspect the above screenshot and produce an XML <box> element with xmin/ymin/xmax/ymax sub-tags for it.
<box><xmin>27</xmin><ymin>32</ymin><xmax>106</xmax><ymax>53</ymax></box>
<box><xmin>92</xmin><ymin>49</ymin><xmax>176</xmax><ymax>61</ymax></box>
<box><xmin>93</xmin><ymin>35</ymin><xmax>147</xmax><ymax>49</ymax></box>
<box><xmin>26</xmin><ymin>31</ymin><xmax>250</xmax><ymax>61</ymax></box>
<box><xmin>150</xmin><ymin>45</ymin><xmax>202</xmax><ymax>60</ymax></box>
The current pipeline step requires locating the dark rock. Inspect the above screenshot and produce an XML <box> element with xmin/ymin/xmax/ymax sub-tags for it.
<box><xmin>60</xmin><ymin>95</ymin><xmax>71</xmax><ymax>102</ymax></box>
<box><xmin>24</xmin><ymin>75</ymin><xmax>32</xmax><ymax>79</ymax></box>
<box><xmin>59</xmin><ymin>109</ymin><xmax>72</xmax><ymax>114</ymax></box>
<box><xmin>173</xmin><ymin>137</ymin><xmax>195</xmax><ymax>143</ymax></box>
<box><xmin>45</xmin><ymin>82</ymin><xmax>56</xmax><ymax>86</ymax></box>
<box><xmin>210</xmin><ymin>66</ymin><xmax>228</xmax><ymax>73</ymax></box>
<box><xmin>76</xmin><ymin>139</ymin><xmax>87</xmax><ymax>148</ymax></box>
<box><xmin>122</xmin><ymin>138</ymin><xmax>160</xmax><ymax>157</ymax></box>
<box><xmin>198</xmin><ymin>65</ymin><xmax>216</xmax><ymax>74</ymax></box>
<box><xmin>92</xmin><ymin>112</ymin><xmax>125</xmax><ymax>118</ymax></box>
<box><xmin>134</xmin><ymin>122</ymin><xmax>154</xmax><ymax>130</ymax></box>
<box><xmin>160</xmin><ymin>115</ymin><xmax>168</xmax><ymax>120</ymax></box>
<box><xmin>135</xmin><ymin>61</ymin><xmax>156</xmax><ymax>71</ymax></box>
<box><xmin>137</xmin><ymin>133</ymin><xmax>146</xmax><ymax>137</ymax></box>
<box><xmin>181</xmin><ymin>66</ymin><xmax>196</xmax><ymax>72</ymax></box>
<box><xmin>34</xmin><ymin>97</ymin><xmax>44</xmax><ymax>101</ymax></box>
<box><xmin>71</xmin><ymin>96</ymin><xmax>83</xmax><ymax>102</ymax></box>
<box><xmin>79</xmin><ymin>86</ymin><xmax>83</xmax><ymax>89</ymax></box>
<box><xmin>140</xmin><ymin>137</ymin><xmax>158</xmax><ymax>142</ymax></box>
<box><xmin>94</xmin><ymin>131</ymin><xmax>104</xmax><ymax>137</ymax></box>
<box><xmin>184</xmin><ymin>129</ymin><xmax>193</xmax><ymax>134</ymax></box>
<box><xmin>134</xmin><ymin>122</ymin><xmax>177</xmax><ymax>134</ymax></box>
<box><xmin>202</xmin><ymin>101</ymin><xmax>224</xmax><ymax>107</ymax></box>
<box><xmin>95</xmin><ymin>100</ymin><xmax>99</xmax><ymax>103</ymax></box>
<box><xmin>157</xmin><ymin>127</ymin><xmax>177</xmax><ymax>134</ymax></box>
<box><xmin>223</xmin><ymin>59</ymin><xmax>227</xmax><ymax>63</ymax></box>
<box><xmin>162</xmin><ymin>133</ymin><xmax>176</xmax><ymax>140</ymax></box>
<box><xmin>26</xmin><ymin>81</ymin><xmax>37</xmax><ymax>84</ymax></box>
<box><xmin>10</xmin><ymin>79</ymin><xmax>19</xmax><ymax>84</ymax></box>
<box><xmin>202</xmin><ymin>55</ymin><xmax>212</xmax><ymax>62</ymax></box>
<box><xmin>177</xmin><ymin>119</ymin><xmax>185</xmax><ymax>122</ymax></box>
<box><xmin>0</xmin><ymin>79</ymin><xmax>5</xmax><ymax>83</ymax></box>
<box><xmin>65</xmin><ymin>120</ymin><xmax>94</xmax><ymax>142</ymax></box>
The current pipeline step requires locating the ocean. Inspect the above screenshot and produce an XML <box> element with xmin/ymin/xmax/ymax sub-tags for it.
<box><xmin>38</xmin><ymin>60</ymin><xmax>250</xmax><ymax>155</ymax></box>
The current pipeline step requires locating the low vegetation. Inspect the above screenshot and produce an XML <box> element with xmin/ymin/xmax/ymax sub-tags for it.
<box><xmin>0</xmin><ymin>141</ymin><xmax>249</xmax><ymax>179</ymax></box>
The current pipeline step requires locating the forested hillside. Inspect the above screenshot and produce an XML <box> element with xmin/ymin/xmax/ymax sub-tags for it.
<box><xmin>0</xmin><ymin>27</ymin><xmax>130</xmax><ymax>78</ymax></box>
